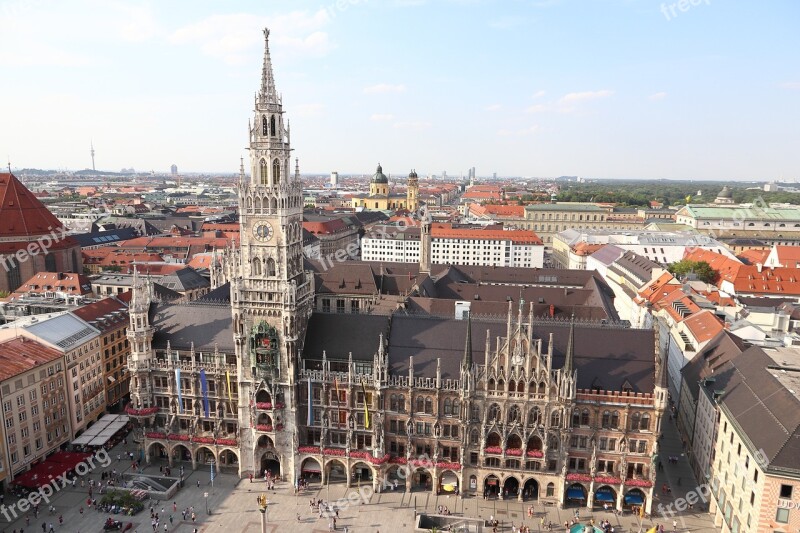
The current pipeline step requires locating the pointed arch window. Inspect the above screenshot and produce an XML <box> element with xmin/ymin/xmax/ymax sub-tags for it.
<box><xmin>488</xmin><ymin>404</ymin><xmax>500</xmax><ymax>422</ymax></box>
<box><xmin>640</xmin><ymin>413</ymin><xmax>650</xmax><ymax>431</ymax></box>
<box><xmin>443</xmin><ymin>398</ymin><xmax>452</xmax><ymax>416</ymax></box>
<box><xmin>272</xmin><ymin>158</ymin><xmax>281</xmax><ymax>185</ymax></box>
<box><xmin>452</xmin><ymin>399</ymin><xmax>460</xmax><ymax>416</ymax></box>
<box><xmin>7</xmin><ymin>257</ymin><xmax>22</xmax><ymax>291</ymax></box>
<box><xmin>270</xmin><ymin>115</ymin><xmax>276</xmax><ymax>137</ymax></box>
<box><xmin>44</xmin><ymin>253</ymin><xmax>57</xmax><ymax>272</ymax></box>
<box><xmin>262</xmin><ymin>115</ymin><xmax>268</xmax><ymax>136</ymax></box>
<box><xmin>260</xmin><ymin>159</ymin><xmax>268</xmax><ymax>185</ymax></box>
<box><xmin>528</xmin><ymin>407</ymin><xmax>540</xmax><ymax>426</ymax></box>
<box><xmin>424</xmin><ymin>397</ymin><xmax>433</xmax><ymax>414</ymax></box>
<box><xmin>508</xmin><ymin>405</ymin><xmax>520</xmax><ymax>424</ymax></box>
<box><xmin>252</xmin><ymin>257</ymin><xmax>262</xmax><ymax>276</ymax></box>
<box><xmin>266</xmin><ymin>258</ymin><xmax>276</xmax><ymax>277</ymax></box>
<box><xmin>416</xmin><ymin>397</ymin><xmax>424</xmax><ymax>413</ymax></box>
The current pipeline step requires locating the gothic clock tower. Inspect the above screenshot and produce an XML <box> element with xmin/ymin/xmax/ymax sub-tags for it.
<box><xmin>232</xmin><ymin>28</ymin><xmax>313</xmax><ymax>482</ymax></box>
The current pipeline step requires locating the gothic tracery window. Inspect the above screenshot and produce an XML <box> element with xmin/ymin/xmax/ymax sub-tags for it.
<box><xmin>270</xmin><ymin>115</ymin><xmax>276</xmax><ymax>136</ymax></box>
<box><xmin>262</xmin><ymin>115</ymin><xmax>268</xmax><ymax>136</ymax></box>
<box><xmin>260</xmin><ymin>159</ymin><xmax>268</xmax><ymax>185</ymax></box>
<box><xmin>272</xmin><ymin>158</ymin><xmax>281</xmax><ymax>185</ymax></box>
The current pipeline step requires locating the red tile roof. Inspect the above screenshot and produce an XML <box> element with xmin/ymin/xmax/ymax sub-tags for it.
<box><xmin>72</xmin><ymin>296</ymin><xmax>128</xmax><ymax>333</ymax></box>
<box><xmin>686</xmin><ymin>248</ymin><xmax>800</xmax><ymax>296</ymax></box>
<box><xmin>0</xmin><ymin>337</ymin><xmax>63</xmax><ymax>381</ymax></box>
<box><xmin>432</xmin><ymin>223</ymin><xmax>543</xmax><ymax>245</ymax></box>
<box><xmin>303</xmin><ymin>219</ymin><xmax>349</xmax><ymax>235</ymax></box>
<box><xmin>0</xmin><ymin>173</ymin><xmax>66</xmax><ymax>238</ymax></box>
<box><xmin>737</xmin><ymin>249</ymin><xmax>770</xmax><ymax>265</ymax></box>
<box><xmin>9</xmin><ymin>272</ymin><xmax>93</xmax><ymax>298</ymax></box>
<box><xmin>683</xmin><ymin>310</ymin><xmax>724</xmax><ymax>343</ymax></box>
<box><xmin>571</xmin><ymin>242</ymin><xmax>605</xmax><ymax>257</ymax></box>
<box><xmin>772</xmin><ymin>245</ymin><xmax>800</xmax><ymax>267</ymax></box>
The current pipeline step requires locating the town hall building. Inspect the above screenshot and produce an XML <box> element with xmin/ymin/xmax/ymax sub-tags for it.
<box><xmin>127</xmin><ymin>28</ymin><xmax>666</xmax><ymax>514</ymax></box>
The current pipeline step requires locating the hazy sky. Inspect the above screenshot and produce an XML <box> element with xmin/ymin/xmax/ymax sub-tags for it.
<box><xmin>1</xmin><ymin>0</ymin><xmax>798</xmax><ymax>180</ymax></box>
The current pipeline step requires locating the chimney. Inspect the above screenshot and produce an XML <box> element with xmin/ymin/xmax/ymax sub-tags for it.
<box><xmin>757</xmin><ymin>263</ymin><xmax>763</xmax><ymax>273</ymax></box>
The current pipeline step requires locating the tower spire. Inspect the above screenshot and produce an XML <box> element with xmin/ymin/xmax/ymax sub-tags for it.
<box><xmin>462</xmin><ymin>311</ymin><xmax>473</xmax><ymax>370</ymax></box>
<box><xmin>563</xmin><ymin>313</ymin><xmax>576</xmax><ymax>375</ymax></box>
<box><xmin>260</xmin><ymin>28</ymin><xmax>278</xmax><ymax>103</ymax></box>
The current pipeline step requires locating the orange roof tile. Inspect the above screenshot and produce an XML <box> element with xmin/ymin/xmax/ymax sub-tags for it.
<box><xmin>0</xmin><ymin>337</ymin><xmax>63</xmax><ymax>381</ymax></box>
<box><xmin>737</xmin><ymin>249</ymin><xmax>770</xmax><ymax>265</ymax></box>
<box><xmin>432</xmin><ymin>223</ymin><xmax>542</xmax><ymax>245</ymax></box>
<box><xmin>683</xmin><ymin>310</ymin><xmax>724</xmax><ymax>343</ymax></box>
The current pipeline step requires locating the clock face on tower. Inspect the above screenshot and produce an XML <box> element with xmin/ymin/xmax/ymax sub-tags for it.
<box><xmin>253</xmin><ymin>221</ymin><xmax>274</xmax><ymax>242</ymax></box>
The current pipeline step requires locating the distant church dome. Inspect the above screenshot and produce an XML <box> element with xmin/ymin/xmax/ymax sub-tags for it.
<box><xmin>408</xmin><ymin>169</ymin><xmax>418</xmax><ymax>179</ymax></box>
<box><xmin>717</xmin><ymin>186</ymin><xmax>732</xmax><ymax>199</ymax></box>
<box><xmin>371</xmin><ymin>164</ymin><xmax>389</xmax><ymax>184</ymax></box>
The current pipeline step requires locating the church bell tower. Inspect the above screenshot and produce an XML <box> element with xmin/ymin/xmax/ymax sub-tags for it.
<box><xmin>232</xmin><ymin>28</ymin><xmax>313</xmax><ymax>482</ymax></box>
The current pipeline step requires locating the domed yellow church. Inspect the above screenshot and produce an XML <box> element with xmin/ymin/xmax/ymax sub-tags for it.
<box><xmin>350</xmin><ymin>164</ymin><xmax>419</xmax><ymax>211</ymax></box>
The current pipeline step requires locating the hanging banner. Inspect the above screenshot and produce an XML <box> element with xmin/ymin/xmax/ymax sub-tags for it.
<box><xmin>226</xmin><ymin>370</ymin><xmax>234</xmax><ymax>412</ymax></box>
<box><xmin>361</xmin><ymin>379</ymin><xmax>370</xmax><ymax>429</ymax></box>
<box><xmin>307</xmin><ymin>376</ymin><xmax>313</xmax><ymax>426</ymax></box>
<box><xmin>175</xmin><ymin>368</ymin><xmax>183</xmax><ymax>414</ymax></box>
<box><xmin>200</xmin><ymin>369</ymin><xmax>210</xmax><ymax>418</ymax></box>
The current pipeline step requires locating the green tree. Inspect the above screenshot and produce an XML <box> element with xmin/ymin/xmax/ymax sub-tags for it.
<box><xmin>668</xmin><ymin>260</ymin><xmax>718</xmax><ymax>283</ymax></box>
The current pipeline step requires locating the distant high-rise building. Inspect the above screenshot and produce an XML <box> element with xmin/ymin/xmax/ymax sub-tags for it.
<box><xmin>330</xmin><ymin>171</ymin><xmax>338</xmax><ymax>188</ymax></box>
<box><xmin>90</xmin><ymin>141</ymin><xmax>96</xmax><ymax>171</ymax></box>
<box><xmin>493</xmin><ymin>172</ymin><xmax>497</xmax><ymax>180</ymax></box>
<box><xmin>170</xmin><ymin>164</ymin><xmax>178</xmax><ymax>176</ymax></box>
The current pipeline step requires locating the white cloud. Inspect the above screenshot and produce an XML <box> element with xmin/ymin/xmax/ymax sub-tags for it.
<box><xmin>558</xmin><ymin>90</ymin><xmax>614</xmax><ymax>104</ymax></box>
<box><xmin>525</xmin><ymin>104</ymin><xmax>549</xmax><ymax>114</ymax></box>
<box><xmin>370</xmin><ymin>113</ymin><xmax>395</xmax><ymax>121</ymax></box>
<box><xmin>170</xmin><ymin>11</ymin><xmax>332</xmax><ymax>65</ymax></box>
<box><xmin>0</xmin><ymin>0</ymin><xmax>159</xmax><ymax>67</ymax></box>
<box><xmin>489</xmin><ymin>16</ymin><xmax>526</xmax><ymax>29</ymax></box>
<box><xmin>485</xmin><ymin>104</ymin><xmax>501</xmax><ymax>111</ymax></box>
<box><xmin>393</xmin><ymin>121</ymin><xmax>431</xmax><ymax>130</ymax></box>
<box><xmin>497</xmin><ymin>125</ymin><xmax>539</xmax><ymax>137</ymax></box>
<box><xmin>364</xmin><ymin>83</ymin><xmax>407</xmax><ymax>94</ymax></box>
<box><xmin>531</xmin><ymin>90</ymin><xmax>546</xmax><ymax>99</ymax></box>
<box><xmin>779</xmin><ymin>82</ymin><xmax>800</xmax><ymax>90</ymax></box>
<box><xmin>649</xmin><ymin>91</ymin><xmax>668</xmax><ymax>101</ymax></box>
<box><xmin>295</xmin><ymin>103</ymin><xmax>325</xmax><ymax>117</ymax></box>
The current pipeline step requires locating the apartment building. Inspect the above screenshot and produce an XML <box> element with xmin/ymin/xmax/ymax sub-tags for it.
<box><xmin>523</xmin><ymin>203</ymin><xmax>645</xmax><ymax>249</ymax></box>
<box><xmin>0</xmin><ymin>337</ymin><xmax>70</xmax><ymax>484</ymax></box>
<box><xmin>361</xmin><ymin>224</ymin><xmax>544</xmax><ymax>268</ymax></box>
<box><xmin>707</xmin><ymin>345</ymin><xmax>800</xmax><ymax>533</ymax></box>
<box><xmin>72</xmin><ymin>296</ymin><xmax>131</xmax><ymax>411</ymax></box>
<box><xmin>0</xmin><ymin>313</ymin><xmax>104</xmax><ymax>439</ymax></box>
<box><xmin>552</xmin><ymin>229</ymin><xmax>735</xmax><ymax>270</ymax></box>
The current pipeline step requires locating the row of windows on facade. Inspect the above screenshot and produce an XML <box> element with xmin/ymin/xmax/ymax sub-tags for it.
<box><xmin>151</xmin><ymin>377</ymin><xmax>238</xmax><ymax>395</ymax></box>
<box><xmin>5</xmin><ymin>405</ymin><xmax>66</xmax><ymax>428</ymax></box>
<box><xmin>320</xmin><ymin>299</ymin><xmax>361</xmax><ymax>314</ymax></box>
<box><xmin>9</xmin><ymin>425</ymin><xmax>68</xmax><ymax>465</ymax></box>
<box><xmin>4</xmin><ymin>380</ymin><xmax>63</xmax><ymax>408</ymax></box>
<box><xmin>527</xmin><ymin>213</ymin><xmax>606</xmax><ymax>221</ymax></box>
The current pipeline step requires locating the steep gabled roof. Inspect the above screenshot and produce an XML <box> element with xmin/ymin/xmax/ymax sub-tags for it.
<box><xmin>0</xmin><ymin>173</ymin><xmax>66</xmax><ymax>238</ymax></box>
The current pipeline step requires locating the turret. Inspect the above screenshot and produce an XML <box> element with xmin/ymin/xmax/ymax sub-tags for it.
<box><xmin>461</xmin><ymin>312</ymin><xmax>474</xmax><ymax>392</ymax></box>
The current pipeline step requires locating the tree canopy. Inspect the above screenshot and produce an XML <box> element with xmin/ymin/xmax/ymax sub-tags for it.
<box><xmin>667</xmin><ymin>260</ymin><xmax>718</xmax><ymax>284</ymax></box>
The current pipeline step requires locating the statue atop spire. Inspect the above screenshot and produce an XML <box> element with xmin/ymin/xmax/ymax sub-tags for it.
<box><xmin>260</xmin><ymin>28</ymin><xmax>278</xmax><ymax>104</ymax></box>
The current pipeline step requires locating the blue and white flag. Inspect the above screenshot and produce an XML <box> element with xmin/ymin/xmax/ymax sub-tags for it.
<box><xmin>210</xmin><ymin>461</ymin><xmax>215</xmax><ymax>486</ymax></box>
<box><xmin>175</xmin><ymin>368</ymin><xmax>183</xmax><ymax>413</ymax></box>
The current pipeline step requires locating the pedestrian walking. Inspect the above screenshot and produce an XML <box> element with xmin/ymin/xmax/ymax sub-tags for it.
<box><xmin>197</xmin><ymin>480</ymin><xmax>200</xmax><ymax>488</ymax></box>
